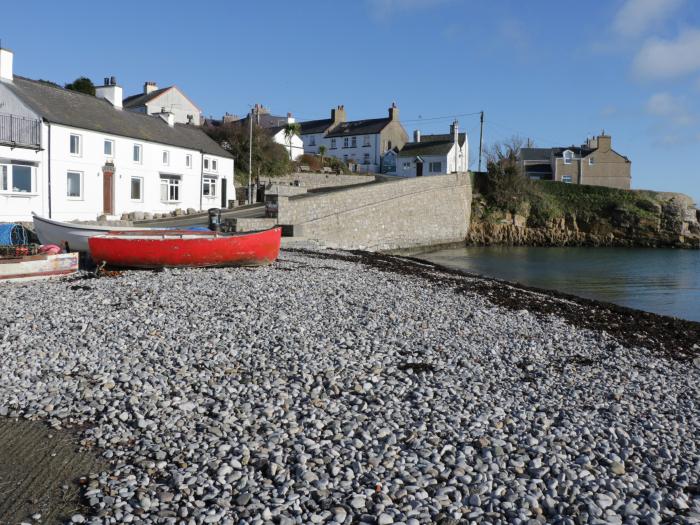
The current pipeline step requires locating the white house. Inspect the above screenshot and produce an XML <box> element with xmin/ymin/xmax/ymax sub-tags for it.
<box><xmin>0</xmin><ymin>48</ymin><xmax>234</xmax><ymax>222</ymax></box>
<box><xmin>265</xmin><ymin>115</ymin><xmax>304</xmax><ymax>161</ymax></box>
<box><xmin>300</xmin><ymin>104</ymin><xmax>408</xmax><ymax>173</ymax></box>
<box><xmin>123</xmin><ymin>82</ymin><xmax>203</xmax><ymax>125</ymax></box>
<box><xmin>391</xmin><ymin>121</ymin><xmax>468</xmax><ymax>177</ymax></box>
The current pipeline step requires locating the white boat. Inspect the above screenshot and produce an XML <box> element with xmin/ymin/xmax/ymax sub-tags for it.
<box><xmin>32</xmin><ymin>213</ymin><xmax>150</xmax><ymax>253</ymax></box>
<box><xmin>0</xmin><ymin>252</ymin><xmax>79</xmax><ymax>282</ymax></box>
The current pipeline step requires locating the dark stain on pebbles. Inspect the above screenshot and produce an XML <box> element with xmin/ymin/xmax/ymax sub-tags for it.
<box><xmin>287</xmin><ymin>248</ymin><xmax>700</xmax><ymax>360</ymax></box>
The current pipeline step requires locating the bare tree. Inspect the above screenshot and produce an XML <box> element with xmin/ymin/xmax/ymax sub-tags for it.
<box><xmin>484</xmin><ymin>135</ymin><xmax>533</xmax><ymax>172</ymax></box>
<box><xmin>483</xmin><ymin>135</ymin><xmax>535</xmax><ymax>213</ymax></box>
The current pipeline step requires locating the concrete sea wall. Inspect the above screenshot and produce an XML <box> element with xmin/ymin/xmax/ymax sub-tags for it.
<box><xmin>276</xmin><ymin>173</ymin><xmax>472</xmax><ymax>251</ymax></box>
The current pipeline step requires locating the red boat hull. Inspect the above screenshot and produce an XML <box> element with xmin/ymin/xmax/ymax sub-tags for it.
<box><xmin>88</xmin><ymin>228</ymin><xmax>281</xmax><ymax>269</ymax></box>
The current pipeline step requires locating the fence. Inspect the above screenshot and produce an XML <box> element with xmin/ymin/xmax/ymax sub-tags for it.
<box><xmin>0</xmin><ymin>113</ymin><xmax>42</xmax><ymax>148</ymax></box>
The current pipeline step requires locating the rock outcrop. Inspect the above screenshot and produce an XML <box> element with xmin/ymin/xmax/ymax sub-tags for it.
<box><xmin>468</xmin><ymin>192</ymin><xmax>700</xmax><ymax>248</ymax></box>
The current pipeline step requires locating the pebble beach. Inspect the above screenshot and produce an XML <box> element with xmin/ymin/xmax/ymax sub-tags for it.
<box><xmin>1</xmin><ymin>248</ymin><xmax>699</xmax><ymax>524</ymax></box>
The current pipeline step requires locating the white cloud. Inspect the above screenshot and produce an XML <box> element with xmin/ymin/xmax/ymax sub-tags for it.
<box><xmin>613</xmin><ymin>0</ymin><xmax>684</xmax><ymax>37</ymax></box>
<box><xmin>366</xmin><ymin>0</ymin><xmax>450</xmax><ymax>20</ymax></box>
<box><xmin>646</xmin><ymin>92</ymin><xmax>695</xmax><ymax>125</ymax></box>
<box><xmin>633</xmin><ymin>28</ymin><xmax>700</xmax><ymax>79</ymax></box>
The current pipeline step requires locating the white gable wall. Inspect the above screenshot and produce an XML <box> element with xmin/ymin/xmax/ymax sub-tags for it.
<box><xmin>272</xmin><ymin>130</ymin><xmax>304</xmax><ymax>161</ymax></box>
<box><xmin>144</xmin><ymin>87</ymin><xmax>202</xmax><ymax>125</ymax></box>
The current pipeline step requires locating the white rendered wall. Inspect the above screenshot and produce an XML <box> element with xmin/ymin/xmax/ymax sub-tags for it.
<box><xmin>0</xmin><ymin>141</ymin><xmax>48</xmax><ymax>221</ymax></box>
<box><xmin>144</xmin><ymin>88</ymin><xmax>202</xmax><ymax>125</ymax></box>
<box><xmin>302</xmin><ymin>132</ymin><xmax>380</xmax><ymax>172</ymax></box>
<box><xmin>272</xmin><ymin>131</ymin><xmax>304</xmax><ymax>161</ymax></box>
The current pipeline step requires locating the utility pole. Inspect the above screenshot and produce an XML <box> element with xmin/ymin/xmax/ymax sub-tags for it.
<box><xmin>248</xmin><ymin>108</ymin><xmax>253</xmax><ymax>204</ymax></box>
<box><xmin>478</xmin><ymin>111</ymin><xmax>484</xmax><ymax>172</ymax></box>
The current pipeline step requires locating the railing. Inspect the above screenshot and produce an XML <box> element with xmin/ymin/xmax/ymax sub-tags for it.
<box><xmin>0</xmin><ymin>113</ymin><xmax>42</xmax><ymax>148</ymax></box>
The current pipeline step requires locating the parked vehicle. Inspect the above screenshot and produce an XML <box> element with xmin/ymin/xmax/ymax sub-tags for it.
<box><xmin>88</xmin><ymin>227</ymin><xmax>282</xmax><ymax>269</ymax></box>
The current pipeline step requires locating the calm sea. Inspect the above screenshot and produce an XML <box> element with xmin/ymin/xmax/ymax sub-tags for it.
<box><xmin>418</xmin><ymin>246</ymin><xmax>700</xmax><ymax>322</ymax></box>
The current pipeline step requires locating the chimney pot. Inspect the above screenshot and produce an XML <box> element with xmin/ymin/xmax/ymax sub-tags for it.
<box><xmin>413</xmin><ymin>130</ymin><xmax>421</xmax><ymax>143</ymax></box>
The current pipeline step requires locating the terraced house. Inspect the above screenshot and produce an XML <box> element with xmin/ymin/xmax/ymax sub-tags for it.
<box><xmin>0</xmin><ymin>48</ymin><xmax>233</xmax><ymax>222</ymax></box>
<box><xmin>300</xmin><ymin>104</ymin><xmax>408</xmax><ymax>173</ymax></box>
<box><xmin>519</xmin><ymin>133</ymin><xmax>631</xmax><ymax>189</ymax></box>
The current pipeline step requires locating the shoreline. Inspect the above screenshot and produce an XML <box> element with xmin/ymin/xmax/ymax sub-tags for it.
<box><xmin>1</xmin><ymin>248</ymin><xmax>699</xmax><ymax>523</ymax></box>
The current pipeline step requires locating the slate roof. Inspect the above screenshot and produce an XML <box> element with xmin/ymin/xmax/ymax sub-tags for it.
<box><xmin>6</xmin><ymin>77</ymin><xmax>232</xmax><ymax>158</ymax></box>
<box><xmin>122</xmin><ymin>87</ymin><xmax>171</xmax><ymax>109</ymax></box>
<box><xmin>299</xmin><ymin>118</ymin><xmax>334</xmax><ymax>135</ymax></box>
<box><xmin>325</xmin><ymin>118</ymin><xmax>391</xmax><ymax>138</ymax></box>
<box><xmin>398</xmin><ymin>140</ymin><xmax>455</xmax><ymax>157</ymax></box>
<box><xmin>418</xmin><ymin>132</ymin><xmax>467</xmax><ymax>147</ymax></box>
<box><xmin>552</xmin><ymin>146</ymin><xmax>595</xmax><ymax>158</ymax></box>
<box><xmin>520</xmin><ymin>147</ymin><xmax>552</xmax><ymax>162</ymax></box>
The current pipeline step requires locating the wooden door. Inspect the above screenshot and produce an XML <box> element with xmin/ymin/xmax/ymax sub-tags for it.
<box><xmin>103</xmin><ymin>171</ymin><xmax>114</xmax><ymax>215</ymax></box>
<box><xmin>220</xmin><ymin>178</ymin><xmax>227</xmax><ymax>208</ymax></box>
<box><xmin>416</xmin><ymin>161</ymin><xmax>423</xmax><ymax>177</ymax></box>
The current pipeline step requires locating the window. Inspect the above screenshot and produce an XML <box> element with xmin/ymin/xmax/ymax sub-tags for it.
<box><xmin>69</xmin><ymin>134</ymin><xmax>81</xmax><ymax>156</ymax></box>
<box><xmin>160</xmin><ymin>176</ymin><xmax>180</xmax><ymax>202</ymax></box>
<box><xmin>203</xmin><ymin>177</ymin><xmax>217</xmax><ymax>197</ymax></box>
<box><xmin>387</xmin><ymin>141</ymin><xmax>392</xmax><ymax>150</ymax></box>
<box><xmin>186</xmin><ymin>154</ymin><xmax>192</xmax><ymax>168</ymax></box>
<box><xmin>133</xmin><ymin>144</ymin><xmax>142</xmax><ymax>163</ymax></box>
<box><xmin>363</xmin><ymin>153</ymin><xmax>370</xmax><ymax>164</ymax></box>
<box><xmin>429</xmin><ymin>161</ymin><xmax>442</xmax><ymax>173</ymax></box>
<box><xmin>1</xmin><ymin>164</ymin><xmax>35</xmax><ymax>193</ymax></box>
<box><xmin>363</xmin><ymin>135</ymin><xmax>370</xmax><ymax>147</ymax></box>
<box><xmin>563</xmin><ymin>150</ymin><xmax>573</xmax><ymax>165</ymax></box>
<box><xmin>104</xmin><ymin>139</ymin><xmax>114</xmax><ymax>157</ymax></box>
<box><xmin>212</xmin><ymin>159</ymin><xmax>218</xmax><ymax>171</ymax></box>
<box><xmin>402</xmin><ymin>161</ymin><xmax>410</xmax><ymax>170</ymax></box>
<box><xmin>562</xmin><ymin>175</ymin><xmax>573</xmax><ymax>183</ymax></box>
<box><xmin>66</xmin><ymin>171</ymin><xmax>82</xmax><ymax>199</ymax></box>
<box><xmin>131</xmin><ymin>177</ymin><xmax>143</xmax><ymax>201</ymax></box>
<box><xmin>204</xmin><ymin>158</ymin><xmax>210</xmax><ymax>170</ymax></box>
<box><xmin>343</xmin><ymin>137</ymin><xmax>349</xmax><ymax>148</ymax></box>
<box><xmin>343</xmin><ymin>154</ymin><xmax>348</xmax><ymax>163</ymax></box>
<box><xmin>330</xmin><ymin>138</ymin><xmax>337</xmax><ymax>149</ymax></box>
<box><xmin>589</xmin><ymin>156</ymin><xmax>595</xmax><ymax>165</ymax></box>
<box><xmin>351</xmin><ymin>137</ymin><xmax>357</xmax><ymax>148</ymax></box>
<box><xmin>309</xmin><ymin>136</ymin><xmax>316</xmax><ymax>146</ymax></box>
<box><xmin>162</xmin><ymin>150</ymin><xmax>169</xmax><ymax>165</ymax></box>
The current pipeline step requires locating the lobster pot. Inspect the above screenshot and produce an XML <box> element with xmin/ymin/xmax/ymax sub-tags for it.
<box><xmin>0</xmin><ymin>224</ymin><xmax>28</xmax><ymax>246</ymax></box>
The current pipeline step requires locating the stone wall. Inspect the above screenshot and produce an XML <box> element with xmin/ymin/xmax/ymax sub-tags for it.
<box><xmin>259</xmin><ymin>173</ymin><xmax>375</xmax><ymax>190</ymax></box>
<box><xmin>276</xmin><ymin>173</ymin><xmax>472</xmax><ymax>251</ymax></box>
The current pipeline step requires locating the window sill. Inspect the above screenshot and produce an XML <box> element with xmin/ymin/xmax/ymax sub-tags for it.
<box><xmin>0</xmin><ymin>192</ymin><xmax>39</xmax><ymax>197</ymax></box>
<box><xmin>67</xmin><ymin>197</ymin><xmax>84</xmax><ymax>201</ymax></box>
<box><xmin>161</xmin><ymin>201</ymin><xmax>181</xmax><ymax>204</ymax></box>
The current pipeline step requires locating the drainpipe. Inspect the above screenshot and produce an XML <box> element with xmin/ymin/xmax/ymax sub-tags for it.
<box><xmin>199</xmin><ymin>151</ymin><xmax>204</xmax><ymax>211</ymax></box>
<box><xmin>47</xmin><ymin>121</ymin><xmax>52</xmax><ymax>218</ymax></box>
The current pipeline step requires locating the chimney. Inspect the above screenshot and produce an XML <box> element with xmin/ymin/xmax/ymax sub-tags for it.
<box><xmin>158</xmin><ymin>111</ymin><xmax>175</xmax><ymax>127</ymax></box>
<box><xmin>287</xmin><ymin>112</ymin><xmax>295</xmax><ymax>124</ymax></box>
<box><xmin>144</xmin><ymin>81</ymin><xmax>158</xmax><ymax>94</ymax></box>
<box><xmin>331</xmin><ymin>105</ymin><xmax>347</xmax><ymax>125</ymax></box>
<box><xmin>0</xmin><ymin>47</ymin><xmax>13</xmax><ymax>81</ymax></box>
<box><xmin>413</xmin><ymin>130</ymin><xmax>421</xmax><ymax>143</ymax></box>
<box><xmin>389</xmin><ymin>102</ymin><xmax>399</xmax><ymax>121</ymax></box>
<box><xmin>95</xmin><ymin>76</ymin><xmax>123</xmax><ymax>109</ymax></box>
<box><xmin>596</xmin><ymin>132</ymin><xmax>611</xmax><ymax>152</ymax></box>
<box><xmin>450</xmin><ymin>120</ymin><xmax>459</xmax><ymax>144</ymax></box>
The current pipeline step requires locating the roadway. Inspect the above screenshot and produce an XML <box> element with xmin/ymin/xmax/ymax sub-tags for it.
<box><xmin>136</xmin><ymin>203</ymin><xmax>266</xmax><ymax>228</ymax></box>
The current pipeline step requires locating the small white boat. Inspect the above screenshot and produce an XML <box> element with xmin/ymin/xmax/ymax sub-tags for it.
<box><xmin>32</xmin><ymin>213</ymin><xmax>149</xmax><ymax>253</ymax></box>
<box><xmin>0</xmin><ymin>252</ymin><xmax>79</xmax><ymax>282</ymax></box>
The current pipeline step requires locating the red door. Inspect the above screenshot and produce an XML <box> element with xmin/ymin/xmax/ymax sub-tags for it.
<box><xmin>103</xmin><ymin>171</ymin><xmax>114</xmax><ymax>215</ymax></box>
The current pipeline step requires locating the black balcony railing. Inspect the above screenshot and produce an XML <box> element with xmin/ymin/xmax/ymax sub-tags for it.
<box><xmin>0</xmin><ymin>113</ymin><xmax>42</xmax><ymax>148</ymax></box>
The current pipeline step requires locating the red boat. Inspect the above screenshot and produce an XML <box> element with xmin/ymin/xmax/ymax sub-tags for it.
<box><xmin>88</xmin><ymin>228</ymin><xmax>281</xmax><ymax>269</ymax></box>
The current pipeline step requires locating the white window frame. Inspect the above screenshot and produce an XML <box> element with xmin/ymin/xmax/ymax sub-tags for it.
<box><xmin>0</xmin><ymin>163</ymin><xmax>36</xmax><ymax>194</ymax></box>
<box><xmin>69</xmin><ymin>134</ymin><xmax>82</xmax><ymax>157</ymax></box>
<box><xmin>202</xmin><ymin>177</ymin><xmax>217</xmax><ymax>198</ymax></box>
<box><xmin>309</xmin><ymin>136</ymin><xmax>316</xmax><ymax>146</ymax></box>
<box><xmin>162</xmin><ymin>150</ymin><xmax>170</xmax><ymax>166</ymax></box>
<box><xmin>330</xmin><ymin>138</ymin><xmax>337</xmax><ymax>149</ymax></box>
<box><xmin>562</xmin><ymin>175</ymin><xmax>573</xmax><ymax>184</ymax></box>
<box><xmin>203</xmin><ymin>158</ymin><xmax>210</xmax><ymax>170</ymax></box>
<box><xmin>186</xmin><ymin>154</ymin><xmax>192</xmax><ymax>169</ymax></box>
<box><xmin>563</xmin><ymin>150</ymin><xmax>573</xmax><ymax>165</ymax></box>
<box><xmin>363</xmin><ymin>135</ymin><xmax>370</xmax><ymax>147</ymax></box>
<box><xmin>130</xmin><ymin>176</ymin><xmax>144</xmax><ymax>202</ymax></box>
<box><xmin>589</xmin><ymin>156</ymin><xmax>595</xmax><ymax>166</ymax></box>
<box><xmin>211</xmin><ymin>159</ymin><xmax>218</xmax><ymax>172</ymax></box>
<box><xmin>343</xmin><ymin>137</ymin><xmax>349</xmax><ymax>148</ymax></box>
<box><xmin>66</xmin><ymin>171</ymin><xmax>83</xmax><ymax>200</ymax></box>
<box><xmin>429</xmin><ymin>161</ymin><xmax>442</xmax><ymax>173</ymax></box>
<box><xmin>133</xmin><ymin>143</ymin><xmax>143</xmax><ymax>164</ymax></box>
<box><xmin>351</xmin><ymin>137</ymin><xmax>357</xmax><ymax>148</ymax></box>
<box><xmin>104</xmin><ymin>139</ymin><xmax>115</xmax><ymax>157</ymax></box>
<box><xmin>160</xmin><ymin>176</ymin><xmax>181</xmax><ymax>203</ymax></box>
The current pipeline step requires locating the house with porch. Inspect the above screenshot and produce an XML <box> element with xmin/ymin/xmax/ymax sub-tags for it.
<box><xmin>300</xmin><ymin>104</ymin><xmax>408</xmax><ymax>173</ymax></box>
<box><xmin>0</xmin><ymin>47</ymin><xmax>233</xmax><ymax>222</ymax></box>
<box><xmin>519</xmin><ymin>133</ymin><xmax>631</xmax><ymax>189</ymax></box>
<box><xmin>389</xmin><ymin>121</ymin><xmax>469</xmax><ymax>177</ymax></box>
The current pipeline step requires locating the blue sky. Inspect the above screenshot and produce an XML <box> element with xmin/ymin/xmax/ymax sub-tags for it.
<box><xmin>3</xmin><ymin>0</ymin><xmax>700</xmax><ymax>201</ymax></box>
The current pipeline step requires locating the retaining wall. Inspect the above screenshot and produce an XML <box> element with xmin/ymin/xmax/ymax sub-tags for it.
<box><xmin>260</xmin><ymin>173</ymin><xmax>375</xmax><ymax>190</ymax></box>
<box><xmin>276</xmin><ymin>173</ymin><xmax>472</xmax><ymax>251</ymax></box>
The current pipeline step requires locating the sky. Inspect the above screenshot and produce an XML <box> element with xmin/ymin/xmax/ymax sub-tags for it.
<box><xmin>2</xmin><ymin>0</ymin><xmax>700</xmax><ymax>201</ymax></box>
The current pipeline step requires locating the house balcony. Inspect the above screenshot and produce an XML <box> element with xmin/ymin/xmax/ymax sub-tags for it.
<box><xmin>0</xmin><ymin>113</ymin><xmax>42</xmax><ymax>149</ymax></box>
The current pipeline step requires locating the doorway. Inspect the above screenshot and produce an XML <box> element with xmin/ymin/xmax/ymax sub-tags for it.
<box><xmin>220</xmin><ymin>178</ymin><xmax>227</xmax><ymax>208</ymax></box>
<box><xmin>103</xmin><ymin>170</ymin><xmax>114</xmax><ymax>214</ymax></box>
<box><xmin>416</xmin><ymin>161</ymin><xmax>424</xmax><ymax>177</ymax></box>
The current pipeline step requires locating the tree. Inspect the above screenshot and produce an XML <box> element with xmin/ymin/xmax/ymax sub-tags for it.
<box><xmin>283</xmin><ymin>122</ymin><xmax>301</xmax><ymax>160</ymax></box>
<box><xmin>484</xmin><ymin>135</ymin><xmax>532</xmax><ymax>173</ymax></box>
<box><xmin>318</xmin><ymin>145</ymin><xmax>327</xmax><ymax>168</ymax></box>
<box><xmin>65</xmin><ymin>77</ymin><xmax>96</xmax><ymax>96</ymax></box>
<box><xmin>202</xmin><ymin>121</ymin><xmax>292</xmax><ymax>179</ymax></box>
<box><xmin>483</xmin><ymin>135</ymin><xmax>535</xmax><ymax>214</ymax></box>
